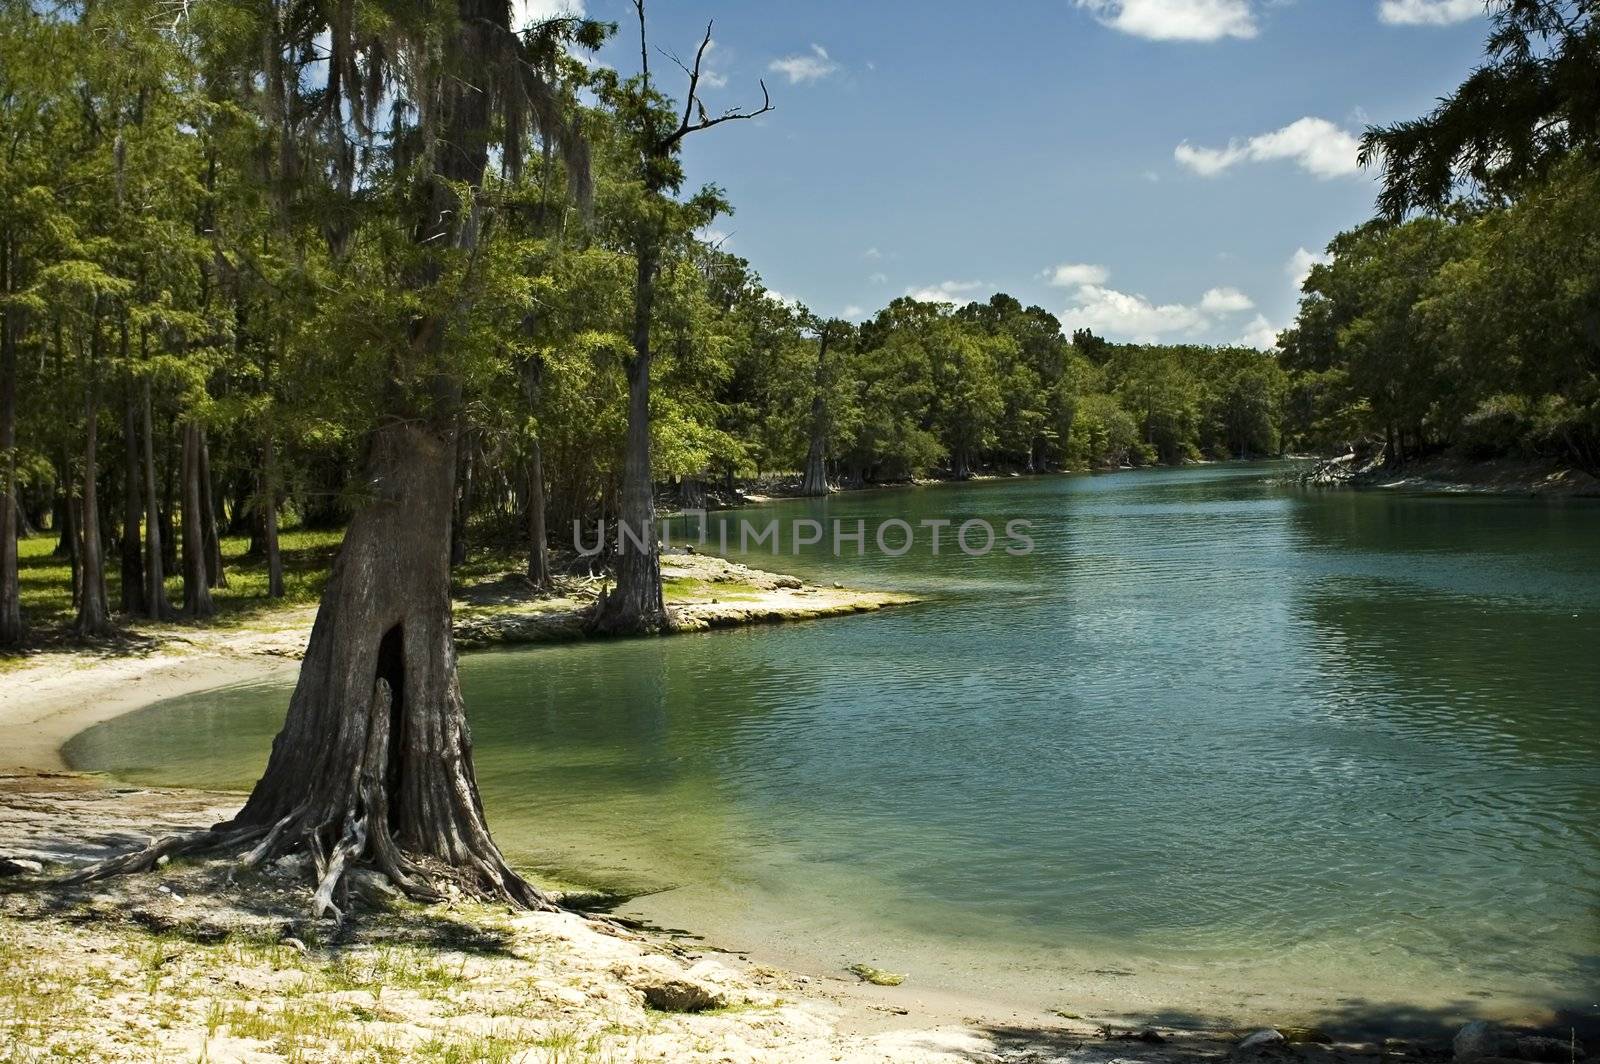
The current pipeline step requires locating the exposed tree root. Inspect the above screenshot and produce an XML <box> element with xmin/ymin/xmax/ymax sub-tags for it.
<box><xmin>16</xmin><ymin>678</ymin><xmax>564</xmax><ymax>922</ymax></box>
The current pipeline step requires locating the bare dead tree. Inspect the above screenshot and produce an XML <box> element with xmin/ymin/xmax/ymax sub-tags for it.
<box><xmin>592</xmin><ymin>1</ymin><xmax>771</xmax><ymax>634</ymax></box>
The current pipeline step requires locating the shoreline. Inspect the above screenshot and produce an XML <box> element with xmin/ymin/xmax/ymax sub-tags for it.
<box><xmin>1293</xmin><ymin>453</ymin><xmax>1600</xmax><ymax>497</ymax></box>
<box><xmin>0</xmin><ymin>551</ymin><xmax>913</xmax><ymax>775</ymax></box>
<box><xmin>3</xmin><ymin>767</ymin><xmax>1520</xmax><ymax>1063</ymax></box>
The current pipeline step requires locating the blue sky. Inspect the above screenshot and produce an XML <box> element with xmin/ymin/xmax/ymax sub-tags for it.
<box><xmin>519</xmin><ymin>0</ymin><xmax>1492</xmax><ymax>347</ymax></box>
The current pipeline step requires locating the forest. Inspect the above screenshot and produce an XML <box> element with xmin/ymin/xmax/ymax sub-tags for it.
<box><xmin>0</xmin><ymin>0</ymin><xmax>1303</xmax><ymax>651</ymax></box>
<box><xmin>2</xmin><ymin>0</ymin><xmax>1597</xmax><ymax>656</ymax></box>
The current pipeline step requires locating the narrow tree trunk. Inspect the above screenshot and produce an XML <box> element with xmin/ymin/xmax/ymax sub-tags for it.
<box><xmin>180</xmin><ymin>422</ymin><xmax>215</xmax><ymax>619</ymax></box>
<box><xmin>160</xmin><ymin>438</ymin><xmax>178</xmax><ymax>573</ymax></box>
<box><xmin>140</xmin><ymin>376</ymin><xmax>173</xmax><ymax>620</ymax></box>
<box><xmin>801</xmin><ymin>328</ymin><xmax>832</xmax><ymax>498</ymax></box>
<box><xmin>229</xmin><ymin>424</ymin><xmax>553</xmax><ymax>913</ymax></box>
<box><xmin>76</xmin><ymin>352</ymin><xmax>112</xmax><ymax>636</ymax></box>
<box><xmin>0</xmin><ymin>235</ymin><xmax>20</xmax><ymax>646</ymax></box>
<box><xmin>450</xmin><ymin>436</ymin><xmax>474</xmax><ymax>568</ymax></box>
<box><xmin>53</xmin><ymin>489</ymin><xmax>74</xmax><ymax>560</ymax></box>
<box><xmin>592</xmin><ymin>247</ymin><xmax>666</xmax><ymax>634</ymax></box>
<box><xmin>61</xmin><ymin>463</ymin><xmax>80</xmax><ymax>607</ymax></box>
<box><xmin>199</xmin><ymin>431</ymin><xmax>226</xmax><ymax>588</ymax></box>
<box><xmin>526</xmin><ymin>436</ymin><xmax>549</xmax><ymax>590</ymax></box>
<box><xmin>119</xmin><ymin>368</ymin><xmax>145</xmax><ymax>616</ymax></box>
<box><xmin>263</xmin><ymin>433</ymin><xmax>284</xmax><ymax>599</ymax></box>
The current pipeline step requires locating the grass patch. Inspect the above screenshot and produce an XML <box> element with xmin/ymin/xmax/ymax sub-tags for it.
<box><xmin>12</xmin><ymin>526</ymin><xmax>341</xmax><ymax>634</ymax></box>
<box><xmin>662</xmin><ymin>577</ymin><xmax>763</xmax><ymax>604</ymax></box>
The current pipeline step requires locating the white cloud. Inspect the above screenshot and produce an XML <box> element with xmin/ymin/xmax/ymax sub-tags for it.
<box><xmin>1378</xmin><ymin>0</ymin><xmax>1483</xmax><ymax>26</ymax></box>
<box><xmin>765</xmin><ymin>289</ymin><xmax>804</xmax><ymax>311</ymax></box>
<box><xmin>1287</xmin><ymin>246</ymin><xmax>1330</xmax><ymax>291</ymax></box>
<box><xmin>1075</xmin><ymin>0</ymin><xmax>1257</xmax><ymax>41</ymax></box>
<box><xmin>1238</xmin><ymin>314</ymin><xmax>1281</xmax><ymax>349</ymax></box>
<box><xmin>868</xmin><ymin>272</ymin><xmax>889</xmax><ymax>285</ymax></box>
<box><xmin>1045</xmin><ymin>262</ymin><xmax>1112</xmax><ymax>287</ymax></box>
<box><xmin>905</xmin><ymin>280</ymin><xmax>986</xmax><ymax>304</ymax></box>
<box><xmin>694</xmin><ymin>38</ymin><xmax>729</xmax><ymax>89</ymax></box>
<box><xmin>1052</xmin><ymin>268</ymin><xmax>1260</xmax><ymax>343</ymax></box>
<box><xmin>511</xmin><ymin>0</ymin><xmax>583</xmax><ymax>30</ymax></box>
<box><xmin>864</xmin><ymin>247</ymin><xmax>883</xmax><ymax>260</ymax></box>
<box><xmin>1058</xmin><ymin>285</ymin><xmax>1209</xmax><ymax>343</ymax></box>
<box><xmin>1176</xmin><ymin>117</ymin><xmax>1364</xmax><ymax>179</ymax></box>
<box><xmin>1200</xmin><ymin>286</ymin><xmax>1254</xmax><ymax>313</ymax></box>
<box><xmin>769</xmin><ymin>44</ymin><xmax>837</xmax><ymax>84</ymax></box>
<box><xmin>843</xmin><ymin>305</ymin><xmax>865</xmax><ymax>319</ymax></box>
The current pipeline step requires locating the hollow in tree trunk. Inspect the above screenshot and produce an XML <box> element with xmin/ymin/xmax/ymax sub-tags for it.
<box><xmin>180</xmin><ymin>422</ymin><xmax>214</xmax><ymax>619</ymax></box>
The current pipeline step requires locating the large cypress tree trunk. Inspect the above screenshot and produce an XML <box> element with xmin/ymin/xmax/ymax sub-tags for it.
<box><xmin>180</xmin><ymin>422</ymin><xmax>214</xmax><ymax>618</ymax></box>
<box><xmin>119</xmin><ymin>371</ymin><xmax>146</xmax><ymax>615</ymax></box>
<box><xmin>592</xmin><ymin>247</ymin><xmax>666</xmax><ymax>634</ymax></box>
<box><xmin>224</xmin><ymin>423</ymin><xmax>550</xmax><ymax>913</ymax></box>
<box><xmin>76</xmin><ymin>350</ymin><xmax>112</xmax><ymax>637</ymax></box>
<box><xmin>0</xmin><ymin>241</ymin><xmax>21</xmax><ymax>646</ymax></box>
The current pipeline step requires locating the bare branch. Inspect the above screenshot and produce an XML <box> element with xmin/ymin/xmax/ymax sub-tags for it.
<box><xmin>658</xmin><ymin>77</ymin><xmax>771</xmax><ymax>154</ymax></box>
<box><xmin>634</xmin><ymin>0</ymin><xmax>649</xmax><ymax>98</ymax></box>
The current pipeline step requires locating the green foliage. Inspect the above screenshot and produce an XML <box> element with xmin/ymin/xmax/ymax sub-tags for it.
<box><xmin>1281</xmin><ymin>158</ymin><xmax>1600</xmax><ymax>470</ymax></box>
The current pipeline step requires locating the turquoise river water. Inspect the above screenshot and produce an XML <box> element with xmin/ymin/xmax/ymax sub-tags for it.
<box><xmin>65</xmin><ymin>463</ymin><xmax>1600</xmax><ymax>1032</ymax></box>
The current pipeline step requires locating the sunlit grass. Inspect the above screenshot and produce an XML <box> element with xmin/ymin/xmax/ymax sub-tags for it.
<box><xmin>662</xmin><ymin>577</ymin><xmax>763</xmax><ymax>604</ymax></box>
<box><xmin>13</xmin><ymin>526</ymin><xmax>342</xmax><ymax>632</ymax></box>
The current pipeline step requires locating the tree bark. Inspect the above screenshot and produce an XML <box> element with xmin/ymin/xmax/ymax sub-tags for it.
<box><xmin>61</xmin><ymin>462</ymin><xmax>79</xmax><ymax>607</ymax></box>
<box><xmin>592</xmin><ymin>246</ymin><xmax>667</xmax><ymax>633</ymax></box>
<box><xmin>0</xmin><ymin>233</ymin><xmax>21</xmax><ymax>646</ymax></box>
<box><xmin>263</xmin><ymin>433</ymin><xmax>284</xmax><ymax>599</ymax></box>
<box><xmin>526</xmin><ymin>436</ymin><xmax>550</xmax><ymax>589</ymax></box>
<box><xmin>76</xmin><ymin>339</ymin><xmax>112</xmax><ymax>637</ymax></box>
<box><xmin>119</xmin><ymin>369</ymin><xmax>146</xmax><ymax>615</ymax></box>
<box><xmin>180</xmin><ymin>422</ymin><xmax>215</xmax><ymax>618</ymax></box>
<box><xmin>199</xmin><ymin>430</ymin><xmax>226</xmax><ymax>588</ymax></box>
<box><xmin>140</xmin><ymin>375</ymin><xmax>173</xmax><ymax>619</ymax></box>
<box><xmin>801</xmin><ymin>328</ymin><xmax>832</xmax><ymax>497</ymax></box>
<box><xmin>229</xmin><ymin>424</ymin><xmax>553</xmax><ymax>912</ymax></box>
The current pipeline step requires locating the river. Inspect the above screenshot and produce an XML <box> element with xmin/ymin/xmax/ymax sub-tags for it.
<box><xmin>65</xmin><ymin>463</ymin><xmax>1600</xmax><ymax>1031</ymax></box>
